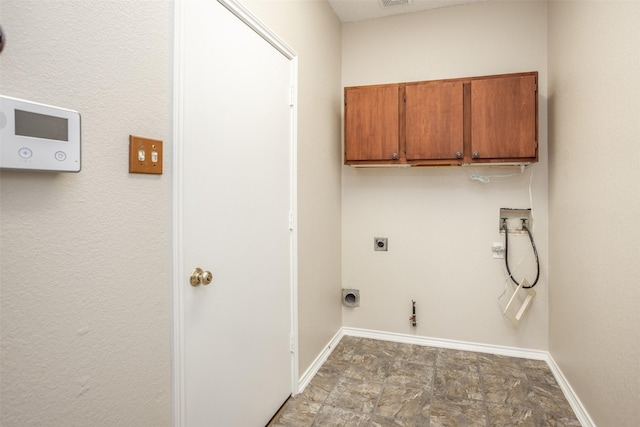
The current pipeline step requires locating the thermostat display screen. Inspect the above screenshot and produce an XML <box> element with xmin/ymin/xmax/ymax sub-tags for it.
<box><xmin>15</xmin><ymin>109</ymin><xmax>69</xmax><ymax>142</ymax></box>
<box><xmin>1</xmin><ymin>95</ymin><xmax>81</xmax><ymax>172</ymax></box>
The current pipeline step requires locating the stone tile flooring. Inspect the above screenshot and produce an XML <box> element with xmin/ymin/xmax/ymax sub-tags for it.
<box><xmin>270</xmin><ymin>336</ymin><xmax>581</xmax><ymax>427</ymax></box>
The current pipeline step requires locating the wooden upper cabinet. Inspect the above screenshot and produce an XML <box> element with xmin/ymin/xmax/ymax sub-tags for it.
<box><xmin>470</xmin><ymin>74</ymin><xmax>538</xmax><ymax>160</ymax></box>
<box><xmin>344</xmin><ymin>85</ymin><xmax>400</xmax><ymax>162</ymax></box>
<box><xmin>343</xmin><ymin>72</ymin><xmax>538</xmax><ymax>166</ymax></box>
<box><xmin>405</xmin><ymin>81</ymin><xmax>464</xmax><ymax>161</ymax></box>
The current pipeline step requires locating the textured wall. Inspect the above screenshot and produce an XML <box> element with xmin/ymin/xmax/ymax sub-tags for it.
<box><xmin>241</xmin><ymin>0</ymin><xmax>343</xmax><ymax>374</ymax></box>
<box><xmin>0</xmin><ymin>1</ymin><xmax>342</xmax><ymax>424</ymax></box>
<box><xmin>0</xmin><ymin>1</ymin><xmax>173</xmax><ymax>425</ymax></box>
<box><xmin>341</xmin><ymin>1</ymin><xmax>550</xmax><ymax>350</ymax></box>
<box><xmin>548</xmin><ymin>1</ymin><xmax>640</xmax><ymax>425</ymax></box>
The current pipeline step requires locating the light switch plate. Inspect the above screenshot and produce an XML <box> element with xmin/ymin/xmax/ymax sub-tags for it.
<box><xmin>129</xmin><ymin>135</ymin><xmax>163</xmax><ymax>174</ymax></box>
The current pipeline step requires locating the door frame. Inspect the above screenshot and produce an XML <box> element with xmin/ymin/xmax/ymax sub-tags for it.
<box><xmin>171</xmin><ymin>0</ymin><xmax>299</xmax><ymax>424</ymax></box>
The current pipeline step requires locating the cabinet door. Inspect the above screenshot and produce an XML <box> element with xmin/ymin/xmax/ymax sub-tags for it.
<box><xmin>344</xmin><ymin>85</ymin><xmax>400</xmax><ymax>162</ymax></box>
<box><xmin>405</xmin><ymin>81</ymin><xmax>463</xmax><ymax>160</ymax></box>
<box><xmin>470</xmin><ymin>74</ymin><xmax>537</xmax><ymax>159</ymax></box>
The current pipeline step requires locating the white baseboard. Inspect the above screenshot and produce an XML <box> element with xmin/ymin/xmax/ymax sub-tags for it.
<box><xmin>342</xmin><ymin>327</ymin><xmax>549</xmax><ymax>360</ymax></box>
<box><xmin>298</xmin><ymin>327</ymin><xmax>595</xmax><ymax>426</ymax></box>
<box><xmin>297</xmin><ymin>328</ymin><xmax>345</xmax><ymax>393</ymax></box>
<box><xmin>546</xmin><ymin>354</ymin><xmax>596</xmax><ymax>427</ymax></box>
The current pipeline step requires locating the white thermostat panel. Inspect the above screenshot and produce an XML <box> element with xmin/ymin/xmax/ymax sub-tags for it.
<box><xmin>0</xmin><ymin>95</ymin><xmax>81</xmax><ymax>172</ymax></box>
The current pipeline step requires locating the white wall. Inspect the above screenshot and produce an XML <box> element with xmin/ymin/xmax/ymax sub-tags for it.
<box><xmin>0</xmin><ymin>1</ymin><xmax>343</xmax><ymax>424</ymax></box>
<box><xmin>0</xmin><ymin>1</ymin><xmax>173</xmax><ymax>425</ymax></box>
<box><xmin>240</xmin><ymin>0</ymin><xmax>343</xmax><ymax>374</ymax></box>
<box><xmin>341</xmin><ymin>1</ymin><xmax>550</xmax><ymax>350</ymax></box>
<box><xmin>548</xmin><ymin>1</ymin><xmax>640</xmax><ymax>425</ymax></box>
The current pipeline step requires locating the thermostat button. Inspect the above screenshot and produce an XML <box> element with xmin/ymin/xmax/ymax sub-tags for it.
<box><xmin>54</xmin><ymin>151</ymin><xmax>66</xmax><ymax>161</ymax></box>
<box><xmin>19</xmin><ymin>147</ymin><xmax>33</xmax><ymax>159</ymax></box>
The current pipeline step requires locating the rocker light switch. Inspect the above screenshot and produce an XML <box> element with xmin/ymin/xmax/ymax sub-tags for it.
<box><xmin>129</xmin><ymin>135</ymin><xmax>163</xmax><ymax>174</ymax></box>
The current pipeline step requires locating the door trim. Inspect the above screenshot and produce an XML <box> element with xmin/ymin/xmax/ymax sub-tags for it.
<box><xmin>172</xmin><ymin>1</ymin><xmax>299</xmax><ymax>425</ymax></box>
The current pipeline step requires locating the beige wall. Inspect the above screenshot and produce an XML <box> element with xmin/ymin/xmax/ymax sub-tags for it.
<box><xmin>548</xmin><ymin>1</ymin><xmax>640</xmax><ymax>425</ymax></box>
<box><xmin>0</xmin><ymin>0</ymin><xmax>342</xmax><ymax>425</ymax></box>
<box><xmin>0</xmin><ymin>0</ymin><xmax>173</xmax><ymax>425</ymax></box>
<box><xmin>7</xmin><ymin>0</ymin><xmax>638</xmax><ymax>425</ymax></box>
<box><xmin>341</xmin><ymin>1</ymin><xmax>549</xmax><ymax>350</ymax></box>
<box><xmin>241</xmin><ymin>0</ymin><xmax>343</xmax><ymax>375</ymax></box>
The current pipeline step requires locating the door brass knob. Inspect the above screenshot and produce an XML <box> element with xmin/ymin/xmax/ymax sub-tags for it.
<box><xmin>190</xmin><ymin>267</ymin><xmax>213</xmax><ymax>286</ymax></box>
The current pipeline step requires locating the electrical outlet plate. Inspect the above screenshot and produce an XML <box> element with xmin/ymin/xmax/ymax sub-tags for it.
<box><xmin>374</xmin><ymin>237</ymin><xmax>388</xmax><ymax>251</ymax></box>
<box><xmin>492</xmin><ymin>242</ymin><xmax>505</xmax><ymax>259</ymax></box>
<box><xmin>129</xmin><ymin>135</ymin><xmax>163</xmax><ymax>174</ymax></box>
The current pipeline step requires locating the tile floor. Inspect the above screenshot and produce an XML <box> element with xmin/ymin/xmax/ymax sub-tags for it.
<box><xmin>269</xmin><ymin>336</ymin><xmax>581</xmax><ymax>427</ymax></box>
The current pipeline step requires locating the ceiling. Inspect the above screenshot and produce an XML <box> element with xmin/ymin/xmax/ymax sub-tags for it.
<box><xmin>328</xmin><ymin>0</ymin><xmax>486</xmax><ymax>23</ymax></box>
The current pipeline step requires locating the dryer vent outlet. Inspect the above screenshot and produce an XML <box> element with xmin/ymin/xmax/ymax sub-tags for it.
<box><xmin>342</xmin><ymin>289</ymin><xmax>360</xmax><ymax>307</ymax></box>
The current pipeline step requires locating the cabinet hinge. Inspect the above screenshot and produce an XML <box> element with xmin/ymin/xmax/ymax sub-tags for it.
<box><xmin>534</xmin><ymin>83</ymin><xmax>538</xmax><ymax>92</ymax></box>
<box><xmin>290</xmin><ymin>334</ymin><xmax>295</xmax><ymax>353</ymax></box>
<box><xmin>289</xmin><ymin>85</ymin><xmax>295</xmax><ymax>106</ymax></box>
<box><xmin>289</xmin><ymin>212</ymin><xmax>294</xmax><ymax>231</ymax></box>
<box><xmin>403</xmin><ymin>93</ymin><xmax>406</xmax><ymax>102</ymax></box>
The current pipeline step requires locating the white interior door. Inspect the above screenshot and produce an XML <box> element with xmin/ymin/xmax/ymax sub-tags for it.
<box><xmin>174</xmin><ymin>1</ymin><xmax>297</xmax><ymax>425</ymax></box>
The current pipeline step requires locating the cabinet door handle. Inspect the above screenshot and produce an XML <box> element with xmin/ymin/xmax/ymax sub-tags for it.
<box><xmin>391</xmin><ymin>152</ymin><xmax>398</xmax><ymax>160</ymax></box>
<box><xmin>472</xmin><ymin>151</ymin><xmax>480</xmax><ymax>159</ymax></box>
<box><xmin>456</xmin><ymin>152</ymin><xmax>462</xmax><ymax>159</ymax></box>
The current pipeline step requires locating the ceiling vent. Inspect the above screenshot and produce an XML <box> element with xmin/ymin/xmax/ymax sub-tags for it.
<box><xmin>379</xmin><ymin>0</ymin><xmax>411</xmax><ymax>8</ymax></box>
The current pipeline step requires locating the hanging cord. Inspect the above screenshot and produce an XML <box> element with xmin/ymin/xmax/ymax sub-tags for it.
<box><xmin>502</xmin><ymin>220</ymin><xmax>540</xmax><ymax>289</ymax></box>
<box><xmin>469</xmin><ymin>163</ymin><xmax>528</xmax><ymax>183</ymax></box>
